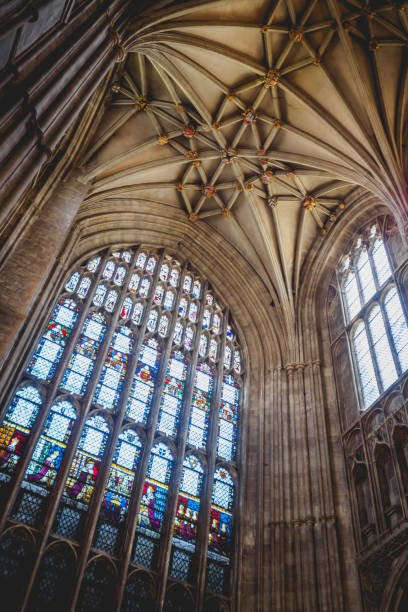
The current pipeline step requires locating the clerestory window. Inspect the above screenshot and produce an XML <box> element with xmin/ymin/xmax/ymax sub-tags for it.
<box><xmin>0</xmin><ymin>246</ymin><xmax>243</xmax><ymax>611</ymax></box>
<box><xmin>338</xmin><ymin>222</ymin><xmax>408</xmax><ymax>410</ymax></box>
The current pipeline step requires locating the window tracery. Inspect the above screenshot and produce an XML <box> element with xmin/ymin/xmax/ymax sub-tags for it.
<box><xmin>0</xmin><ymin>246</ymin><xmax>243</xmax><ymax>610</ymax></box>
<box><xmin>338</xmin><ymin>222</ymin><xmax>408</xmax><ymax>409</ymax></box>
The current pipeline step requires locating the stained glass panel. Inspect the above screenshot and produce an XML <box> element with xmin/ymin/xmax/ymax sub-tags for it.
<box><xmin>22</xmin><ymin>401</ymin><xmax>76</xmax><ymax>493</ymax></box>
<box><xmin>145</xmin><ymin>257</ymin><xmax>157</xmax><ymax>275</ymax></box>
<box><xmin>103</xmin><ymin>261</ymin><xmax>115</xmax><ymax>280</ymax></box>
<box><xmin>372</xmin><ymin>238</ymin><xmax>391</xmax><ymax>286</ymax></box>
<box><xmin>60</xmin><ymin>313</ymin><xmax>106</xmax><ymax>396</ymax></box>
<box><xmin>192</xmin><ymin>280</ymin><xmax>201</xmax><ymax>299</ymax></box>
<box><xmin>27</xmin><ymin>299</ymin><xmax>79</xmax><ymax>382</ymax></box>
<box><xmin>139</xmin><ymin>278</ymin><xmax>151</xmax><ymax>298</ymax></box>
<box><xmin>164</xmin><ymin>291</ymin><xmax>175</xmax><ymax>310</ymax></box>
<box><xmin>94</xmin><ymin>430</ymin><xmax>142</xmax><ymax>553</ymax></box>
<box><xmin>59</xmin><ymin>415</ymin><xmax>109</xmax><ymax>512</ymax></box>
<box><xmin>188</xmin><ymin>302</ymin><xmax>198</xmax><ymax>323</ymax></box>
<box><xmin>179</xmin><ymin>297</ymin><xmax>188</xmax><ymax>318</ymax></box>
<box><xmin>353</xmin><ymin>322</ymin><xmax>379</xmax><ymax>407</ymax></box>
<box><xmin>187</xmin><ymin>363</ymin><xmax>213</xmax><ymax>449</ymax></box>
<box><xmin>160</xmin><ymin>264</ymin><xmax>169</xmax><ymax>282</ymax></box>
<box><xmin>173</xmin><ymin>322</ymin><xmax>183</xmax><ymax>345</ymax></box>
<box><xmin>343</xmin><ymin>271</ymin><xmax>360</xmax><ymax>321</ymax></box>
<box><xmin>132</xmin><ymin>302</ymin><xmax>144</xmax><ymax>325</ymax></box>
<box><xmin>94</xmin><ymin>327</ymin><xmax>133</xmax><ymax>410</ymax></box>
<box><xmin>170</xmin><ymin>268</ymin><xmax>179</xmax><ymax>287</ymax></box>
<box><xmin>65</xmin><ymin>272</ymin><xmax>80</xmax><ymax>293</ymax></box>
<box><xmin>87</xmin><ymin>256</ymin><xmax>101</xmax><ymax>272</ymax></box>
<box><xmin>384</xmin><ymin>287</ymin><xmax>408</xmax><ymax>371</ymax></box>
<box><xmin>356</xmin><ymin>250</ymin><xmax>376</xmax><ymax>305</ymax></box>
<box><xmin>368</xmin><ymin>305</ymin><xmax>397</xmax><ymax>389</ymax></box>
<box><xmin>93</xmin><ymin>284</ymin><xmax>107</xmax><ymax>307</ymax></box>
<box><xmin>105</xmin><ymin>290</ymin><xmax>118</xmax><ymax>313</ymax></box>
<box><xmin>147</xmin><ymin>310</ymin><xmax>158</xmax><ymax>333</ymax></box>
<box><xmin>208</xmin><ymin>469</ymin><xmax>234</xmax><ymax>559</ymax></box>
<box><xmin>126</xmin><ymin>339</ymin><xmax>160</xmax><ymax>424</ymax></box>
<box><xmin>128</xmin><ymin>273</ymin><xmax>140</xmax><ymax>293</ymax></box>
<box><xmin>157</xmin><ymin>352</ymin><xmax>187</xmax><ymax>437</ymax></box>
<box><xmin>114</xmin><ymin>265</ymin><xmax>126</xmax><ymax>286</ymax></box>
<box><xmin>136</xmin><ymin>252</ymin><xmax>147</xmax><ymax>270</ymax></box>
<box><xmin>0</xmin><ymin>386</ymin><xmax>42</xmax><ymax>478</ymax></box>
<box><xmin>184</xmin><ymin>327</ymin><xmax>194</xmax><ymax>351</ymax></box>
<box><xmin>217</xmin><ymin>376</ymin><xmax>239</xmax><ymax>461</ymax></box>
<box><xmin>183</xmin><ymin>276</ymin><xmax>192</xmax><ymax>294</ymax></box>
<box><xmin>153</xmin><ymin>285</ymin><xmax>164</xmax><ymax>305</ymax></box>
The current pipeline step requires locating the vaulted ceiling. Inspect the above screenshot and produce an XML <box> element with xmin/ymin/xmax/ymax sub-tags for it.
<box><xmin>81</xmin><ymin>0</ymin><xmax>408</xmax><ymax>326</ymax></box>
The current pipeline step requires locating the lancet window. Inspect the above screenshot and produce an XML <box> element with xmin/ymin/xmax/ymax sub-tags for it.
<box><xmin>0</xmin><ymin>246</ymin><xmax>243</xmax><ymax>611</ymax></box>
<box><xmin>338</xmin><ymin>222</ymin><xmax>408</xmax><ymax>409</ymax></box>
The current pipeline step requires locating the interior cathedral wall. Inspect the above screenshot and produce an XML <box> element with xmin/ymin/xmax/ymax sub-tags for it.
<box><xmin>2</xmin><ymin>1</ymin><xmax>408</xmax><ymax>610</ymax></box>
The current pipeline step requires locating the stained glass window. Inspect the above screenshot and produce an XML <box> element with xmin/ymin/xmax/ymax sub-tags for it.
<box><xmin>0</xmin><ymin>246</ymin><xmax>242</xmax><ymax>608</ymax></box>
<box><xmin>339</xmin><ymin>221</ymin><xmax>408</xmax><ymax>409</ymax></box>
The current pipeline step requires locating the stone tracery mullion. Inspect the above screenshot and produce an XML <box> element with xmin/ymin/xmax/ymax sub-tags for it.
<box><xmin>0</xmin><ymin>249</ymin><xmax>112</xmax><ymax>533</ymax></box>
<box><xmin>157</xmin><ymin>281</ymin><xmax>209</xmax><ymax>608</ymax></box>
<box><xmin>115</xmin><ymin>259</ymin><xmax>190</xmax><ymax>612</ymax></box>
<box><xmin>196</xmin><ymin>307</ymin><xmax>229</xmax><ymax>610</ymax></box>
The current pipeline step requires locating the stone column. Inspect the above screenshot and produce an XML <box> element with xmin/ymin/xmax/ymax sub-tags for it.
<box><xmin>0</xmin><ymin>172</ymin><xmax>89</xmax><ymax>368</ymax></box>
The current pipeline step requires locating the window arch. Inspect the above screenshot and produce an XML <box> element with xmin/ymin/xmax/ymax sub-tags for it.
<box><xmin>0</xmin><ymin>246</ymin><xmax>243</xmax><ymax>610</ymax></box>
<box><xmin>339</xmin><ymin>221</ymin><xmax>408</xmax><ymax>409</ymax></box>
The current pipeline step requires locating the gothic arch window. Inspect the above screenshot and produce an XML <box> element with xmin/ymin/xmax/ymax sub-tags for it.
<box><xmin>0</xmin><ymin>246</ymin><xmax>243</xmax><ymax>610</ymax></box>
<box><xmin>338</xmin><ymin>221</ymin><xmax>408</xmax><ymax>410</ymax></box>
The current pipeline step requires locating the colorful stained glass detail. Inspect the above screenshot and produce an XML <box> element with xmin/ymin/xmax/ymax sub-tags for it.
<box><xmin>173</xmin><ymin>322</ymin><xmax>183</xmax><ymax>345</ymax></box>
<box><xmin>169</xmin><ymin>268</ymin><xmax>179</xmax><ymax>287</ymax></box>
<box><xmin>157</xmin><ymin>352</ymin><xmax>187</xmax><ymax>436</ymax></box>
<box><xmin>93</xmin><ymin>284</ymin><xmax>107</xmax><ymax>307</ymax></box>
<box><xmin>60</xmin><ymin>313</ymin><xmax>106</xmax><ymax>396</ymax></box>
<box><xmin>137</xmin><ymin>443</ymin><xmax>173</xmax><ymax>533</ymax></box>
<box><xmin>212</xmin><ymin>313</ymin><xmax>222</xmax><ymax>334</ymax></box>
<box><xmin>183</xmin><ymin>275</ymin><xmax>192</xmax><ymax>294</ymax></box>
<box><xmin>173</xmin><ymin>455</ymin><xmax>203</xmax><ymax>543</ymax></box>
<box><xmin>0</xmin><ymin>386</ymin><xmax>42</xmax><ymax>477</ymax></box>
<box><xmin>226</xmin><ymin>326</ymin><xmax>234</xmax><ymax>341</ymax></box>
<box><xmin>187</xmin><ymin>363</ymin><xmax>213</xmax><ymax>449</ymax></box>
<box><xmin>192</xmin><ymin>280</ymin><xmax>201</xmax><ymax>299</ymax></box>
<box><xmin>179</xmin><ymin>297</ymin><xmax>188</xmax><ymax>318</ymax></box>
<box><xmin>126</xmin><ymin>339</ymin><xmax>160</xmax><ymax>423</ymax></box>
<box><xmin>160</xmin><ymin>264</ymin><xmax>169</xmax><ymax>282</ymax></box>
<box><xmin>77</xmin><ymin>277</ymin><xmax>91</xmax><ymax>299</ymax></box>
<box><xmin>199</xmin><ymin>334</ymin><xmax>208</xmax><ymax>358</ymax></box>
<box><xmin>170</xmin><ymin>456</ymin><xmax>203</xmax><ymax>579</ymax></box>
<box><xmin>27</xmin><ymin>299</ymin><xmax>79</xmax><ymax>382</ymax></box>
<box><xmin>103</xmin><ymin>261</ymin><xmax>115</xmax><ymax>280</ymax></box>
<box><xmin>206</xmin><ymin>293</ymin><xmax>214</xmax><ymax>306</ymax></box>
<box><xmin>163</xmin><ymin>291</ymin><xmax>175</xmax><ymax>310</ymax></box>
<box><xmin>87</xmin><ymin>256</ymin><xmax>101</xmax><ymax>272</ymax></box>
<box><xmin>128</xmin><ymin>273</ymin><xmax>140</xmax><ymax>293</ymax></box>
<box><xmin>147</xmin><ymin>310</ymin><xmax>158</xmax><ymax>333</ymax></box>
<box><xmin>158</xmin><ymin>315</ymin><xmax>169</xmax><ymax>338</ymax></box>
<box><xmin>121</xmin><ymin>251</ymin><xmax>131</xmax><ymax>263</ymax></box>
<box><xmin>233</xmin><ymin>350</ymin><xmax>241</xmax><ymax>374</ymax></box>
<box><xmin>145</xmin><ymin>257</ymin><xmax>157</xmax><ymax>275</ymax></box>
<box><xmin>184</xmin><ymin>327</ymin><xmax>194</xmax><ymax>351</ymax></box>
<box><xmin>202</xmin><ymin>309</ymin><xmax>211</xmax><ymax>329</ymax></box>
<box><xmin>121</xmin><ymin>297</ymin><xmax>132</xmax><ymax>319</ymax></box>
<box><xmin>99</xmin><ymin>430</ymin><xmax>142</xmax><ymax>526</ymax></box>
<box><xmin>105</xmin><ymin>290</ymin><xmax>118</xmax><ymax>313</ymax></box>
<box><xmin>61</xmin><ymin>415</ymin><xmax>109</xmax><ymax>506</ymax></box>
<box><xmin>23</xmin><ymin>401</ymin><xmax>76</xmax><ymax>490</ymax></box>
<box><xmin>139</xmin><ymin>278</ymin><xmax>151</xmax><ymax>298</ymax></box>
<box><xmin>136</xmin><ymin>252</ymin><xmax>146</xmax><ymax>270</ymax></box>
<box><xmin>217</xmin><ymin>376</ymin><xmax>239</xmax><ymax>460</ymax></box>
<box><xmin>209</xmin><ymin>339</ymin><xmax>218</xmax><ymax>362</ymax></box>
<box><xmin>114</xmin><ymin>265</ymin><xmax>126</xmax><ymax>286</ymax></box>
<box><xmin>132</xmin><ymin>302</ymin><xmax>144</xmax><ymax>325</ymax></box>
<box><xmin>153</xmin><ymin>285</ymin><xmax>164</xmax><ymax>306</ymax></box>
<box><xmin>93</xmin><ymin>327</ymin><xmax>133</xmax><ymax>410</ymax></box>
<box><xmin>224</xmin><ymin>345</ymin><xmax>232</xmax><ymax>369</ymax></box>
<box><xmin>188</xmin><ymin>302</ymin><xmax>198</xmax><ymax>323</ymax></box>
<box><xmin>65</xmin><ymin>272</ymin><xmax>80</xmax><ymax>293</ymax></box>
<box><xmin>208</xmin><ymin>468</ymin><xmax>234</xmax><ymax>557</ymax></box>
